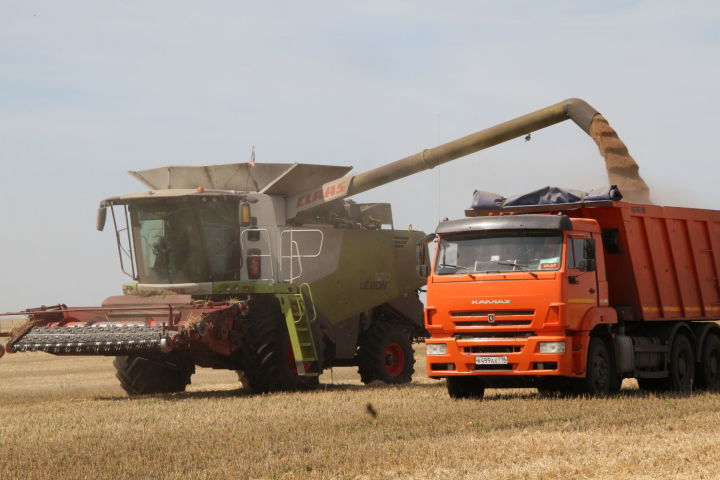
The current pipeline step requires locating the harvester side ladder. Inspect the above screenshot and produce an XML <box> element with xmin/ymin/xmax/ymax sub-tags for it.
<box><xmin>277</xmin><ymin>288</ymin><xmax>319</xmax><ymax>376</ymax></box>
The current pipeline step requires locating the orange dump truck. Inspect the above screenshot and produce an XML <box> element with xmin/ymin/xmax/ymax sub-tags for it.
<box><xmin>419</xmin><ymin>187</ymin><xmax>720</xmax><ymax>398</ymax></box>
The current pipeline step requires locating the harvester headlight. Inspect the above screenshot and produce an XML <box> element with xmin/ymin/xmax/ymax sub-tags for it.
<box><xmin>427</xmin><ymin>343</ymin><xmax>447</xmax><ymax>355</ymax></box>
<box><xmin>539</xmin><ymin>342</ymin><xmax>566</xmax><ymax>354</ymax></box>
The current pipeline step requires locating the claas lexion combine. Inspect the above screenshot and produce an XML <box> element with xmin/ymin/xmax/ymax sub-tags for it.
<box><xmin>1</xmin><ymin>98</ymin><xmax>643</xmax><ymax>395</ymax></box>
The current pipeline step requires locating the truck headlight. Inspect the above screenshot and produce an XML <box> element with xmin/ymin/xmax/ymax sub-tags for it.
<box><xmin>539</xmin><ymin>342</ymin><xmax>566</xmax><ymax>354</ymax></box>
<box><xmin>427</xmin><ymin>343</ymin><xmax>447</xmax><ymax>355</ymax></box>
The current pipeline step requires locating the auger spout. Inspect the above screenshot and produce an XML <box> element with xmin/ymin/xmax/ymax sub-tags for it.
<box><xmin>286</xmin><ymin>98</ymin><xmax>650</xmax><ymax>219</ymax></box>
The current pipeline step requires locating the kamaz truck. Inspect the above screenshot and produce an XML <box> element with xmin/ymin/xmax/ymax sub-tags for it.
<box><xmin>421</xmin><ymin>187</ymin><xmax>720</xmax><ymax>398</ymax></box>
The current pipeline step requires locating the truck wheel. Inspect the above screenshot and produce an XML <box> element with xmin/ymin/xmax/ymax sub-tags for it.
<box><xmin>447</xmin><ymin>377</ymin><xmax>485</xmax><ymax>399</ymax></box>
<box><xmin>239</xmin><ymin>298</ymin><xmax>322</xmax><ymax>393</ymax></box>
<box><xmin>575</xmin><ymin>337</ymin><xmax>614</xmax><ymax>396</ymax></box>
<box><xmin>114</xmin><ymin>355</ymin><xmax>194</xmax><ymax>396</ymax></box>
<box><xmin>358</xmin><ymin>322</ymin><xmax>415</xmax><ymax>384</ymax></box>
<box><xmin>668</xmin><ymin>333</ymin><xmax>694</xmax><ymax>393</ymax></box>
<box><xmin>697</xmin><ymin>333</ymin><xmax>720</xmax><ymax>391</ymax></box>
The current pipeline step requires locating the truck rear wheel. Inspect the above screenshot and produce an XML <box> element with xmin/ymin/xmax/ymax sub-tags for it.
<box><xmin>239</xmin><ymin>298</ymin><xmax>322</xmax><ymax>393</ymax></box>
<box><xmin>697</xmin><ymin>333</ymin><xmax>720</xmax><ymax>391</ymax></box>
<box><xmin>575</xmin><ymin>337</ymin><xmax>614</xmax><ymax>396</ymax></box>
<box><xmin>447</xmin><ymin>377</ymin><xmax>485</xmax><ymax>399</ymax></box>
<box><xmin>668</xmin><ymin>333</ymin><xmax>694</xmax><ymax>393</ymax></box>
<box><xmin>114</xmin><ymin>355</ymin><xmax>194</xmax><ymax>396</ymax></box>
<box><xmin>358</xmin><ymin>322</ymin><xmax>415</xmax><ymax>384</ymax></box>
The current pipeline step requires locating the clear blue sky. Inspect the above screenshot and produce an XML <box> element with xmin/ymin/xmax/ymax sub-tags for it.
<box><xmin>1</xmin><ymin>1</ymin><xmax>718</xmax><ymax>310</ymax></box>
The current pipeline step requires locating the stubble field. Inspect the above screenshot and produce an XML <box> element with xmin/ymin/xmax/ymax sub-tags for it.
<box><xmin>1</xmin><ymin>318</ymin><xmax>720</xmax><ymax>480</ymax></box>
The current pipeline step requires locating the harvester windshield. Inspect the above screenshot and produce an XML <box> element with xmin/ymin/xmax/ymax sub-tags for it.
<box><xmin>436</xmin><ymin>230</ymin><xmax>563</xmax><ymax>275</ymax></box>
<box><xmin>130</xmin><ymin>197</ymin><xmax>240</xmax><ymax>284</ymax></box>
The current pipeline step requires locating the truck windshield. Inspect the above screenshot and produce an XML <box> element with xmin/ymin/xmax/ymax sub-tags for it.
<box><xmin>129</xmin><ymin>197</ymin><xmax>240</xmax><ymax>284</ymax></box>
<box><xmin>436</xmin><ymin>230</ymin><xmax>563</xmax><ymax>275</ymax></box>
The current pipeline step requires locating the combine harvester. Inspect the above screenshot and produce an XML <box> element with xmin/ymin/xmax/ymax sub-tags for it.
<box><xmin>1</xmin><ymin>98</ymin><xmax>652</xmax><ymax>395</ymax></box>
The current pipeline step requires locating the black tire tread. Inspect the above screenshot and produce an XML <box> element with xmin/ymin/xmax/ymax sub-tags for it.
<box><xmin>238</xmin><ymin>296</ymin><xmax>322</xmax><ymax>393</ymax></box>
<box><xmin>114</xmin><ymin>355</ymin><xmax>194</xmax><ymax>396</ymax></box>
<box><xmin>357</xmin><ymin>320</ymin><xmax>415</xmax><ymax>384</ymax></box>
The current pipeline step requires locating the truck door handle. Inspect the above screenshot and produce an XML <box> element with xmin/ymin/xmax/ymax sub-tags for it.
<box><xmin>589</xmin><ymin>288</ymin><xmax>596</xmax><ymax>294</ymax></box>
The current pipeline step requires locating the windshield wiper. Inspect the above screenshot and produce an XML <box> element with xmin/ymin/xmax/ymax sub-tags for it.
<box><xmin>496</xmin><ymin>261</ymin><xmax>539</xmax><ymax>279</ymax></box>
<box><xmin>438</xmin><ymin>263</ymin><xmax>475</xmax><ymax>276</ymax></box>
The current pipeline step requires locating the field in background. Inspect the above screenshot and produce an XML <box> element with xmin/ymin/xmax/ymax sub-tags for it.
<box><xmin>2</xmin><ymin>323</ymin><xmax>720</xmax><ymax>479</ymax></box>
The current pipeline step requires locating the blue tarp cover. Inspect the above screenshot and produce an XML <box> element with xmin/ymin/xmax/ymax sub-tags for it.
<box><xmin>471</xmin><ymin>185</ymin><xmax>622</xmax><ymax>210</ymax></box>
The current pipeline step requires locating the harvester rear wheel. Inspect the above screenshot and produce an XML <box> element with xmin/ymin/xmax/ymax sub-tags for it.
<box><xmin>239</xmin><ymin>297</ymin><xmax>322</xmax><ymax>393</ymax></box>
<box><xmin>114</xmin><ymin>355</ymin><xmax>194</xmax><ymax>396</ymax></box>
<box><xmin>447</xmin><ymin>377</ymin><xmax>485</xmax><ymax>399</ymax></box>
<box><xmin>358</xmin><ymin>321</ymin><xmax>414</xmax><ymax>384</ymax></box>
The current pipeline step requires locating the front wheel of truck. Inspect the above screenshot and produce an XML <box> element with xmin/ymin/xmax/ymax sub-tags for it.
<box><xmin>447</xmin><ymin>377</ymin><xmax>485</xmax><ymax>399</ymax></box>
<box><xmin>575</xmin><ymin>337</ymin><xmax>615</xmax><ymax>396</ymax></box>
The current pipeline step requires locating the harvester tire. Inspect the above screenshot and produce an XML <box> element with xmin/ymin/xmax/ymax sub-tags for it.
<box><xmin>239</xmin><ymin>297</ymin><xmax>322</xmax><ymax>393</ymax></box>
<box><xmin>358</xmin><ymin>321</ymin><xmax>414</xmax><ymax>384</ymax></box>
<box><xmin>447</xmin><ymin>377</ymin><xmax>485</xmax><ymax>399</ymax></box>
<box><xmin>114</xmin><ymin>355</ymin><xmax>194</xmax><ymax>396</ymax></box>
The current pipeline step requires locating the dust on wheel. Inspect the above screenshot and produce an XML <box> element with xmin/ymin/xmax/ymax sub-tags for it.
<box><xmin>575</xmin><ymin>337</ymin><xmax>614</xmax><ymax>396</ymax></box>
<box><xmin>697</xmin><ymin>333</ymin><xmax>720</xmax><ymax>391</ymax></box>
<box><xmin>238</xmin><ymin>296</ymin><xmax>322</xmax><ymax>393</ymax></box>
<box><xmin>114</xmin><ymin>355</ymin><xmax>194</xmax><ymax>396</ymax></box>
<box><xmin>447</xmin><ymin>376</ymin><xmax>485</xmax><ymax>399</ymax></box>
<box><xmin>358</xmin><ymin>321</ymin><xmax>415</xmax><ymax>384</ymax></box>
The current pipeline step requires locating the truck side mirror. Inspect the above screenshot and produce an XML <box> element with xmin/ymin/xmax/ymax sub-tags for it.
<box><xmin>416</xmin><ymin>264</ymin><xmax>430</xmax><ymax>278</ymax></box>
<box><xmin>416</xmin><ymin>233</ymin><xmax>435</xmax><ymax>278</ymax></box>
<box><xmin>96</xmin><ymin>207</ymin><xmax>107</xmax><ymax>232</ymax></box>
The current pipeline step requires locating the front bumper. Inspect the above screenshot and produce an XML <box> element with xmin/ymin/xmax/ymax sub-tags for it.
<box><xmin>426</xmin><ymin>334</ymin><xmax>576</xmax><ymax>377</ymax></box>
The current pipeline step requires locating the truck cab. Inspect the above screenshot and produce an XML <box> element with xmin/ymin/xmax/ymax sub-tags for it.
<box><xmin>424</xmin><ymin>214</ymin><xmax>614</xmax><ymax>392</ymax></box>
<box><xmin>422</xmin><ymin>188</ymin><xmax>720</xmax><ymax>399</ymax></box>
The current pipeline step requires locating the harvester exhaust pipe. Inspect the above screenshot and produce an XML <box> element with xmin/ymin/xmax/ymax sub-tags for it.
<box><xmin>288</xmin><ymin>98</ymin><xmax>651</xmax><ymax>218</ymax></box>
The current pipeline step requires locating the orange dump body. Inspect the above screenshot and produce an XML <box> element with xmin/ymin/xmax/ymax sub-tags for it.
<box><xmin>425</xmin><ymin>201</ymin><xmax>720</xmax><ymax>383</ymax></box>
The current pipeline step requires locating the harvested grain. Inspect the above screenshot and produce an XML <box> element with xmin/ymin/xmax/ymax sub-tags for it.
<box><xmin>589</xmin><ymin>115</ymin><xmax>651</xmax><ymax>204</ymax></box>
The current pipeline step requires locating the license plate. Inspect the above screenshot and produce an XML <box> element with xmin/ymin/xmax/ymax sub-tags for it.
<box><xmin>475</xmin><ymin>356</ymin><xmax>508</xmax><ymax>365</ymax></box>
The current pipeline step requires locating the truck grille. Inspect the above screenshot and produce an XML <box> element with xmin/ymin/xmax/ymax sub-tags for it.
<box><xmin>451</xmin><ymin>310</ymin><xmax>534</xmax><ymax>327</ymax></box>
<box><xmin>455</xmin><ymin>332</ymin><xmax>533</xmax><ymax>339</ymax></box>
<box><xmin>464</xmin><ymin>346</ymin><xmax>520</xmax><ymax>354</ymax></box>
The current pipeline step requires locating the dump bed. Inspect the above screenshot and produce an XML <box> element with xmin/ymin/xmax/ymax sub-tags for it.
<box><xmin>569</xmin><ymin>202</ymin><xmax>720</xmax><ymax>322</ymax></box>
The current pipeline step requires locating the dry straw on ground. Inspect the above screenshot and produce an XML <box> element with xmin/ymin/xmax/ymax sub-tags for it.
<box><xmin>1</xmin><ymin>331</ymin><xmax>719</xmax><ymax>480</ymax></box>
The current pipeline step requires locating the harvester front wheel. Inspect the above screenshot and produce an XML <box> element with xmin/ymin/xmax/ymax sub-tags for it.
<box><xmin>239</xmin><ymin>298</ymin><xmax>322</xmax><ymax>393</ymax></box>
<box><xmin>114</xmin><ymin>355</ymin><xmax>194</xmax><ymax>396</ymax></box>
<box><xmin>358</xmin><ymin>322</ymin><xmax>414</xmax><ymax>384</ymax></box>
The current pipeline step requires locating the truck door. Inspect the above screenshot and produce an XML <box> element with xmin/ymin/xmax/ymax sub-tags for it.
<box><xmin>564</xmin><ymin>235</ymin><xmax>599</xmax><ymax>330</ymax></box>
